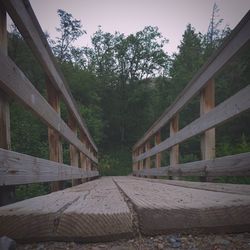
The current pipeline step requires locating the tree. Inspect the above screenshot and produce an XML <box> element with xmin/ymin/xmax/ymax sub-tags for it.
<box><xmin>84</xmin><ymin>26</ymin><xmax>169</xmax><ymax>145</ymax></box>
<box><xmin>203</xmin><ymin>3</ymin><xmax>230</xmax><ymax>58</ymax></box>
<box><xmin>169</xmin><ymin>24</ymin><xmax>203</xmax><ymax>100</ymax></box>
<box><xmin>52</xmin><ymin>9</ymin><xmax>86</xmax><ymax>62</ymax></box>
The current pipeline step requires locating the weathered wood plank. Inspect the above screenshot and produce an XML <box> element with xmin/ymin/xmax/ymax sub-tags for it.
<box><xmin>46</xmin><ymin>80</ymin><xmax>63</xmax><ymax>191</ymax></box>
<box><xmin>0</xmin><ymin>2</ymin><xmax>9</xmax><ymax>149</ymax></box>
<box><xmin>155</xmin><ymin>131</ymin><xmax>161</xmax><ymax>168</ymax></box>
<box><xmin>135</xmin><ymin>85</ymin><xmax>250</xmax><ymax>162</ymax></box>
<box><xmin>79</xmin><ymin>131</ymin><xmax>87</xmax><ymax>172</ymax></box>
<box><xmin>200</xmin><ymin>79</ymin><xmax>215</xmax><ymax>160</ymax></box>
<box><xmin>0</xmin><ymin>178</ymin><xmax>133</xmax><ymax>242</ymax></box>
<box><xmin>133</xmin><ymin>11</ymin><xmax>250</xmax><ymax>150</ymax></box>
<box><xmin>133</xmin><ymin>152</ymin><xmax>250</xmax><ymax>177</ymax></box>
<box><xmin>114</xmin><ymin>177</ymin><xmax>250</xmax><ymax>235</ymax></box>
<box><xmin>0</xmin><ymin>2</ymin><xmax>14</xmax><ymax>206</ymax></box>
<box><xmin>133</xmin><ymin>177</ymin><xmax>250</xmax><ymax>196</ymax></box>
<box><xmin>0</xmin><ymin>148</ymin><xmax>99</xmax><ymax>185</ymax></box>
<box><xmin>68</xmin><ymin>114</ymin><xmax>80</xmax><ymax>186</ymax></box>
<box><xmin>169</xmin><ymin>114</ymin><xmax>179</xmax><ymax>166</ymax></box>
<box><xmin>2</xmin><ymin>0</ymin><xmax>97</xmax><ymax>152</ymax></box>
<box><xmin>0</xmin><ymin>52</ymin><xmax>97</xmax><ymax>163</ymax></box>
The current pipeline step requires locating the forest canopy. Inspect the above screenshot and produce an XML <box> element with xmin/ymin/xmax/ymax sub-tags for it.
<box><xmin>8</xmin><ymin>3</ymin><xmax>250</xmax><ymax>183</ymax></box>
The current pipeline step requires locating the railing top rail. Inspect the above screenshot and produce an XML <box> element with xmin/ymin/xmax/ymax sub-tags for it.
<box><xmin>133</xmin><ymin>10</ymin><xmax>250</xmax><ymax>150</ymax></box>
<box><xmin>2</xmin><ymin>0</ymin><xmax>97</xmax><ymax>151</ymax></box>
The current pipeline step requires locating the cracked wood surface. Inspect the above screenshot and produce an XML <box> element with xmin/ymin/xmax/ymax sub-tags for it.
<box><xmin>0</xmin><ymin>177</ymin><xmax>133</xmax><ymax>242</ymax></box>
<box><xmin>114</xmin><ymin>177</ymin><xmax>250</xmax><ymax>235</ymax></box>
<box><xmin>1</xmin><ymin>177</ymin><xmax>250</xmax><ymax>242</ymax></box>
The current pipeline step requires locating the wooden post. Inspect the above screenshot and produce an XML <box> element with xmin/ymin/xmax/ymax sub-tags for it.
<box><xmin>0</xmin><ymin>4</ymin><xmax>15</xmax><ymax>205</ymax></box>
<box><xmin>68</xmin><ymin>114</ymin><xmax>79</xmax><ymax>186</ymax></box>
<box><xmin>145</xmin><ymin>141</ymin><xmax>151</xmax><ymax>178</ymax></box>
<box><xmin>46</xmin><ymin>81</ymin><xmax>63</xmax><ymax>191</ymax></box>
<box><xmin>200</xmin><ymin>79</ymin><xmax>215</xmax><ymax>181</ymax></box>
<box><xmin>139</xmin><ymin>146</ymin><xmax>144</xmax><ymax>171</ymax></box>
<box><xmin>170</xmin><ymin>114</ymin><xmax>179</xmax><ymax>179</ymax></box>
<box><xmin>79</xmin><ymin>130</ymin><xmax>87</xmax><ymax>183</ymax></box>
<box><xmin>155</xmin><ymin>131</ymin><xmax>161</xmax><ymax>168</ymax></box>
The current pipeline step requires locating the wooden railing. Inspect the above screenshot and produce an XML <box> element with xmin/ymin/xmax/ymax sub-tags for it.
<box><xmin>132</xmin><ymin>11</ymin><xmax>250</xmax><ymax>179</ymax></box>
<box><xmin>0</xmin><ymin>0</ymin><xmax>99</xmax><ymax>194</ymax></box>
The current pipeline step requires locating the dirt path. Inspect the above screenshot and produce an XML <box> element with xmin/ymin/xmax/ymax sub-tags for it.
<box><xmin>17</xmin><ymin>232</ymin><xmax>250</xmax><ymax>250</ymax></box>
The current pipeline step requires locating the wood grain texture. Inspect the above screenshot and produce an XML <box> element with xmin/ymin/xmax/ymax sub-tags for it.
<box><xmin>133</xmin><ymin>11</ymin><xmax>250</xmax><ymax>150</ymax></box>
<box><xmin>133</xmin><ymin>152</ymin><xmax>250</xmax><ymax>177</ymax></box>
<box><xmin>135</xmin><ymin>85</ymin><xmax>250</xmax><ymax>162</ymax></box>
<box><xmin>0</xmin><ymin>52</ymin><xmax>97</xmax><ymax>163</ymax></box>
<box><xmin>155</xmin><ymin>131</ymin><xmax>161</xmax><ymax>168</ymax></box>
<box><xmin>68</xmin><ymin>115</ymin><xmax>79</xmax><ymax>186</ymax></box>
<box><xmin>0</xmin><ymin>3</ymin><xmax>10</xmax><ymax>150</ymax></box>
<box><xmin>114</xmin><ymin>177</ymin><xmax>250</xmax><ymax>235</ymax></box>
<box><xmin>133</xmin><ymin>177</ymin><xmax>250</xmax><ymax>196</ymax></box>
<box><xmin>0</xmin><ymin>148</ymin><xmax>99</xmax><ymax>185</ymax></box>
<box><xmin>1</xmin><ymin>0</ymin><xmax>97</xmax><ymax>151</ymax></box>
<box><xmin>0</xmin><ymin>178</ymin><xmax>133</xmax><ymax>242</ymax></box>
<box><xmin>46</xmin><ymin>80</ymin><xmax>63</xmax><ymax>191</ymax></box>
<box><xmin>200</xmin><ymin>79</ymin><xmax>215</xmax><ymax>161</ymax></box>
<box><xmin>170</xmin><ymin>114</ymin><xmax>179</xmax><ymax>166</ymax></box>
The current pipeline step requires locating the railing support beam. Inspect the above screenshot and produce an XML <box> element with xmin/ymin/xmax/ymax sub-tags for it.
<box><xmin>200</xmin><ymin>79</ymin><xmax>215</xmax><ymax>181</ymax></box>
<box><xmin>0</xmin><ymin>4</ymin><xmax>15</xmax><ymax>205</ymax></box>
<box><xmin>46</xmin><ymin>81</ymin><xmax>63</xmax><ymax>191</ymax></box>
<box><xmin>68</xmin><ymin>114</ymin><xmax>80</xmax><ymax>186</ymax></box>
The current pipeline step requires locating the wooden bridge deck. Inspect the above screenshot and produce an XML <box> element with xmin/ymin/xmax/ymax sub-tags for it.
<box><xmin>1</xmin><ymin>176</ymin><xmax>250</xmax><ymax>242</ymax></box>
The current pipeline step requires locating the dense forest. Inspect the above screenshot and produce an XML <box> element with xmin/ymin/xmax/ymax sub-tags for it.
<box><xmin>8</xmin><ymin>4</ymin><xmax>250</xmax><ymax>198</ymax></box>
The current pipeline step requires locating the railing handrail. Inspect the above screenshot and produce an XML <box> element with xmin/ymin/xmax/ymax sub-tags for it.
<box><xmin>133</xmin><ymin>10</ymin><xmax>250</xmax><ymax>151</ymax></box>
<box><xmin>0</xmin><ymin>0</ymin><xmax>99</xmax><ymax>189</ymax></box>
<box><xmin>2</xmin><ymin>0</ymin><xmax>97</xmax><ymax>151</ymax></box>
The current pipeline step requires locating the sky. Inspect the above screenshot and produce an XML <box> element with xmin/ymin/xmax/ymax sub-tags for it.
<box><xmin>27</xmin><ymin>0</ymin><xmax>250</xmax><ymax>55</ymax></box>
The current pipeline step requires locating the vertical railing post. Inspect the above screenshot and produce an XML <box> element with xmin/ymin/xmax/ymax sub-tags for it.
<box><xmin>0</xmin><ymin>4</ymin><xmax>15</xmax><ymax>205</ymax></box>
<box><xmin>200</xmin><ymin>79</ymin><xmax>215</xmax><ymax>181</ymax></box>
<box><xmin>145</xmin><ymin>141</ymin><xmax>151</xmax><ymax>178</ymax></box>
<box><xmin>170</xmin><ymin>114</ymin><xmax>179</xmax><ymax>179</ymax></box>
<box><xmin>140</xmin><ymin>146</ymin><xmax>144</xmax><ymax>171</ymax></box>
<box><xmin>68</xmin><ymin>114</ymin><xmax>79</xmax><ymax>186</ymax></box>
<box><xmin>79</xmin><ymin>130</ymin><xmax>87</xmax><ymax>182</ymax></box>
<box><xmin>132</xmin><ymin>150</ymin><xmax>136</xmax><ymax>175</ymax></box>
<box><xmin>155</xmin><ymin>131</ymin><xmax>161</xmax><ymax>168</ymax></box>
<box><xmin>46</xmin><ymin>81</ymin><xmax>63</xmax><ymax>191</ymax></box>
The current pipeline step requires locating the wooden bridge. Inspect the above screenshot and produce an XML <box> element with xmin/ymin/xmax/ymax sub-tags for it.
<box><xmin>0</xmin><ymin>0</ymin><xmax>250</xmax><ymax>243</ymax></box>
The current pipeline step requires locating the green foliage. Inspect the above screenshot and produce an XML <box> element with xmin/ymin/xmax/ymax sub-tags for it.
<box><xmin>99</xmin><ymin>148</ymin><xmax>131</xmax><ymax>176</ymax></box>
<box><xmin>52</xmin><ymin>9</ymin><xmax>86</xmax><ymax>62</ymax></box>
<box><xmin>7</xmin><ymin>6</ymin><xmax>250</xmax><ymax>193</ymax></box>
<box><xmin>15</xmin><ymin>183</ymin><xmax>49</xmax><ymax>201</ymax></box>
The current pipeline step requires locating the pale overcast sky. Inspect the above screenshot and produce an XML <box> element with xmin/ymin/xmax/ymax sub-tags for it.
<box><xmin>28</xmin><ymin>0</ymin><xmax>250</xmax><ymax>55</ymax></box>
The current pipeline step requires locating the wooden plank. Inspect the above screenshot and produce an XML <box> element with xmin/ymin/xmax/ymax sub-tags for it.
<box><xmin>200</xmin><ymin>79</ymin><xmax>215</xmax><ymax>160</ymax></box>
<box><xmin>114</xmin><ymin>177</ymin><xmax>250</xmax><ymax>235</ymax></box>
<box><xmin>0</xmin><ymin>2</ymin><xmax>9</xmax><ymax>149</ymax></box>
<box><xmin>200</xmin><ymin>79</ymin><xmax>215</xmax><ymax>182</ymax></box>
<box><xmin>79</xmin><ymin>131</ymin><xmax>87</xmax><ymax>172</ymax></box>
<box><xmin>133</xmin><ymin>11</ymin><xmax>250</xmax><ymax>150</ymax></box>
<box><xmin>0</xmin><ymin>178</ymin><xmax>133</xmax><ymax>242</ymax></box>
<box><xmin>0</xmin><ymin>148</ymin><xmax>99</xmax><ymax>185</ymax></box>
<box><xmin>2</xmin><ymin>0</ymin><xmax>97</xmax><ymax>152</ymax></box>
<box><xmin>155</xmin><ymin>131</ymin><xmax>161</xmax><ymax>168</ymax></box>
<box><xmin>133</xmin><ymin>152</ymin><xmax>250</xmax><ymax>177</ymax></box>
<box><xmin>169</xmin><ymin>114</ymin><xmax>179</xmax><ymax>167</ymax></box>
<box><xmin>0</xmin><ymin>3</ymin><xmax>15</xmax><ymax>206</ymax></box>
<box><xmin>0</xmin><ymin>52</ymin><xmax>97</xmax><ymax>163</ymax></box>
<box><xmin>68</xmin><ymin>114</ymin><xmax>80</xmax><ymax>186</ymax></box>
<box><xmin>135</xmin><ymin>85</ymin><xmax>250</xmax><ymax>162</ymax></box>
<box><xmin>46</xmin><ymin>80</ymin><xmax>63</xmax><ymax>191</ymax></box>
<box><xmin>133</xmin><ymin>177</ymin><xmax>250</xmax><ymax>196</ymax></box>
<box><xmin>139</xmin><ymin>147</ymin><xmax>144</xmax><ymax>170</ymax></box>
<box><xmin>145</xmin><ymin>142</ymin><xmax>151</xmax><ymax>169</ymax></box>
